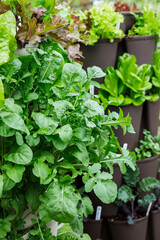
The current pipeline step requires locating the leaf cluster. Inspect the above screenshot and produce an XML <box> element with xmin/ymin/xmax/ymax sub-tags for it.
<box><xmin>128</xmin><ymin>5</ymin><xmax>160</xmax><ymax>41</ymax></box>
<box><xmin>99</xmin><ymin>53</ymin><xmax>152</xmax><ymax>107</ymax></box>
<box><xmin>71</xmin><ymin>2</ymin><xmax>124</xmax><ymax>46</ymax></box>
<box><xmin>135</xmin><ymin>129</ymin><xmax>160</xmax><ymax>160</ymax></box>
<box><xmin>114</xmin><ymin>1</ymin><xmax>139</xmax><ymax>12</ymax></box>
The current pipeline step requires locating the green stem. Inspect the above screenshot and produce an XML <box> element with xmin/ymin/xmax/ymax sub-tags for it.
<box><xmin>37</xmin><ymin>217</ymin><xmax>45</xmax><ymax>240</ymax></box>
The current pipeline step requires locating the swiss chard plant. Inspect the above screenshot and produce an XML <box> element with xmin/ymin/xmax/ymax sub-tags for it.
<box><xmin>99</xmin><ymin>53</ymin><xmax>152</xmax><ymax>108</ymax></box>
<box><xmin>115</xmin><ymin>165</ymin><xmax>159</xmax><ymax>224</ymax></box>
<box><xmin>128</xmin><ymin>5</ymin><xmax>160</xmax><ymax>41</ymax></box>
<box><xmin>135</xmin><ymin>129</ymin><xmax>160</xmax><ymax>160</ymax></box>
<box><xmin>0</xmin><ymin>42</ymin><xmax>136</xmax><ymax>239</ymax></box>
<box><xmin>69</xmin><ymin>2</ymin><xmax>125</xmax><ymax>46</ymax></box>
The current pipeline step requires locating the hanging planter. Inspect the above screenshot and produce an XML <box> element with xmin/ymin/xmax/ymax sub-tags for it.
<box><xmin>124</xmin><ymin>35</ymin><xmax>157</xmax><ymax>65</ymax></box>
<box><xmin>108</xmin><ymin>216</ymin><xmax>149</xmax><ymax>240</ymax></box>
<box><xmin>120</xmin><ymin>11</ymin><xmax>141</xmax><ymax>34</ymax></box>
<box><xmin>149</xmin><ymin>210</ymin><xmax>160</xmax><ymax>240</ymax></box>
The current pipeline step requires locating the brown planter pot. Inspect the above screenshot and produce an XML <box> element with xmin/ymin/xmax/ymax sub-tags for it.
<box><xmin>136</xmin><ymin>155</ymin><xmax>159</xmax><ymax>180</ymax></box>
<box><xmin>120</xmin><ymin>11</ymin><xmax>142</xmax><ymax>34</ymax></box>
<box><xmin>139</xmin><ymin>99</ymin><xmax>160</xmax><ymax>140</ymax></box>
<box><xmin>124</xmin><ymin>35</ymin><xmax>157</xmax><ymax>65</ymax></box>
<box><xmin>106</xmin><ymin>104</ymin><xmax>143</xmax><ymax>151</ymax></box>
<box><xmin>149</xmin><ymin>210</ymin><xmax>160</xmax><ymax>240</ymax></box>
<box><xmin>81</xmin><ymin>38</ymin><xmax>120</xmax><ymax>73</ymax></box>
<box><xmin>108</xmin><ymin>216</ymin><xmax>148</xmax><ymax>240</ymax></box>
<box><xmin>89</xmin><ymin>164</ymin><xmax>122</xmax><ymax>218</ymax></box>
<box><xmin>84</xmin><ymin>219</ymin><xmax>103</xmax><ymax>240</ymax></box>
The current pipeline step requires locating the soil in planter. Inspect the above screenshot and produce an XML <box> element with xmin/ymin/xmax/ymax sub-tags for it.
<box><xmin>108</xmin><ymin>214</ymin><xmax>148</xmax><ymax>240</ymax></box>
<box><xmin>124</xmin><ymin>35</ymin><xmax>157</xmax><ymax>65</ymax></box>
<box><xmin>89</xmin><ymin>164</ymin><xmax>122</xmax><ymax>218</ymax></box>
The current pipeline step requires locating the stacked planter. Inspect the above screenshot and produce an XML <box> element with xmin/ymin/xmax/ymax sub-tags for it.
<box><xmin>81</xmin><ymin>9</ymin><xmax>160</xmax><ymax>240</ymax></box>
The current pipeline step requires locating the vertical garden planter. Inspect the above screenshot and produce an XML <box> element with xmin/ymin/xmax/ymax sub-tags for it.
<box><xmin>140</xmin><ymin>99</ymin><xmax>160</xmax><ymax>137</ymax></box>
<box><xmin>120</xmin><ymin>12</ymin><xmax>141</xmax><ymax>34</ymax></box>
<box><xmin>89</xmin><ymin>164</ymin><xmax>122</xmax><ymax>218</ymax></box>
<box><xmin>149</xmin><ymin>210</ymin><xmax>160</xmax><ymax>240</ymax></box>
<box><xmin>124</xmin><ymin>35</ymin><xmax>157</xmax><ymax>65</ymax></box>
<box><xmin>84</xmin><ymin>219</ymin><xmax>103</xmax><ymax>240</ymax></box>
<box><xmin>107</xmin><ymin>104</ymin><xmax>143</xmax><ymax>151</ymax></box>
<box><xmin>136</xmin><ymin>155</ymin><xmax>159</xmax><ymax>180</ymax></box>
<box><xmin>108</xmin><ymin>216</ymin><xmax>148</xmax><ymax>240</ymax></box>
<box><xmin>81</xmin><ymin>38</ymin><xmax>120</xmax><ymax>74</ymax></box>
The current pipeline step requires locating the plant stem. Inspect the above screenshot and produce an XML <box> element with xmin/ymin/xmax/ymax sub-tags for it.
<box><xmin>37</xmin><ymin>217</ymin><xmax>45</xmax><ymax>240</ymax></box>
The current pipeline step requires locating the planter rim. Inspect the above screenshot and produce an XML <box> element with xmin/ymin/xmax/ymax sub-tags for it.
<box><xmin>120</xmin><ymin>11</ymin><xmax>142</xmax><ymax>16</ymax></box>
<box><xmin>136</xmin><ymin>155</ymin><xmax>159</xmax><ymax>165</ymax></box>
<box><xmin>97</xmin><ymin>38</ymin><xmax>120</xmax><ymax>44</ymax></box>
<box><xmin>125</xmin><ymin>35</ymin><xmax>156</xmax><ymax>41</ymax></box>
<box><xmin>151</xmin><ymin>209</ymin><xmax>160</xmax><ymax>216</ymax></box>
<box><xmin>84</xmin><ymin>219</ymin><xmax>103</xmax><ymax>224</ymax></box>
<box><xmin>108</xmin><ymin>215</ymin><xmax>148</xmax><ymax>225</ymax></box>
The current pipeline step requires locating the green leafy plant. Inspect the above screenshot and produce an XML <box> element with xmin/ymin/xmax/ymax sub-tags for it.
<box><xmin>99</xmin><ymin>53</ymin><xmax>152</xmax><ymax>107</ymax></box>
<box><xmin>128</xmin><ymin>5</ymin><xmax>160</xmax><ymax>41</ymax></box>
<box><xmin>145</xmin><ymin>48</ymin><xmax>160</xmax><ymax>102</ymax></box>
<box><xmin>115</xmin><ymin>165</ymin><xmax>159</xmax><ymax>223</ymax></box>
<box><xmin>70</xmin><ymin>2</ymin><xmax>125</xmax><ymax>46</ymax></box>
<box><xmin>135</xmin><ymin>129</ymin><xmax>160</xmax><ymax>160</ymax></box>
<box><xmin>0</xmin><ymin>42</ymin><xmax>136</xmax><ymax>239</ymax></box>
<box><xmin>0</xmin><ymin>11</ymin><xmax>17</xmax><ymax>66</ymax></box>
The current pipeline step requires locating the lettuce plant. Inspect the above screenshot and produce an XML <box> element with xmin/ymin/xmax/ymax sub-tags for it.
<box><xmin>115</xmin><ymin>166</ymin><xmax>159</xmax><ymax>224</ymax></box>
<box><xmin>145</xmin><ymin>49</ymin><xmax>160</xmax><ymax>102</ymax></box>
<box><xmin>0</xmin><ymin>42</ymin><xmax>136</xmax><ymax>239</ymax></box>
<box><xmin>71</xmin><ymin>2</ymin><xmax>125</xmax><ymax>45</ymax></box>
<box><xmin>99</xmin><ymin>53</ymin><xmax>152</xmax><ymax>107</ymax></box>
<box><xmin>128</xmin><ymin>6</ymin><xmax>160</xmax><ymax>41</ymax></box>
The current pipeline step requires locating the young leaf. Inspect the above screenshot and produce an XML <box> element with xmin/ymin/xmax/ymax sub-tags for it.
<box><xmin>2</xmin><ymin>163</ymin><xmax>25</xmax><ymax>183</ymax></box>
<box><xmin>117</xmin><ymin>185</ymin><xmax>134</xmax><ymax>203</ymax></box>
<box><xmin>139</xmin><ymin>177</ymin><xmax>159</xmax><ymax>192</ymax></box>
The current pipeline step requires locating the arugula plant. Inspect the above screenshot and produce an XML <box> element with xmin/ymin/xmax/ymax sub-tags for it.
<box><xmin>128</xmin><ymin>5</ymin><xmax>160</xmax><ymax>41</ymax></box>
<box><xmin>135</xmin><ymin>129</ymin><xmax>160</xmax><ymax>160</ymax></box>
<box><xmin>99</xmin><ymin>53</ymin><xmax>152</xmax><ymax>107</ymax></box>
<box><xmin>69</xmin><ymin>2</ymin><xmax>125</xmax><ymax>46</ymax></box>
<box><xmin>0</xmin><ymin>42</ymin><xmax>136</xmax><ymax>239</ymax></box>
<box><xmin>115</xmin><ymin>166</ymin><xmax>159</xmax><ymax>224</ymax></box>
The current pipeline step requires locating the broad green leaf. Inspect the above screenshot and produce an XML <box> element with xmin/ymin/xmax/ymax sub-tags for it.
<box><xmin>0</xmin><ymin>111</ymin><xmax>29</xmax><ymax>135</ymax></box>
<box><xmin>0</xmin><ymin>11</ymin><xmax>17</xmax><ymax>66</ymax></box>
<box><xmin>52</xmin><ymin>135</ymin><xmax>68</xmax><ymax>150</ymax></box>
<box><xmin>25</xmin><ymin>183</ymin><xmax>42</xmax><ymax>212</ymax></box>
<box><xmin>32</xmin><ymin>112</ymin><xmax>58</xmax><ymax>135</ymax></box>
<box><xmin>87</xmin><ymin>66</ymin><xmax>106</xmax><ymax>79</ymax></box>
<box><xmin>73</xmin><ymin>143</ymin><xmax>89</xmax><ymax>166</ymax></box>
<box><xmin>88</xmin><ymin>163</ymin><xmax>101</xmax><ymax>174</ymax></box>
<box><xmin>2</xmin><ymin>163</ymin><xmax>25</xmax><ymax>183</ymax></box>
<box><xmin>0</xmin><ymin>121</ymin><xmax>15</xmax><ymax>137</ymax></box>
<box><xmin>49</xmin><ymin>99</ymin><xmax>74</xmax><ymax>120</ymax></box>
<box><xmin>2</xmin><ymin>173</ymin><xmax>15</xmax><ymax>191</ymax></box>
<box><xmin>32</xmin><ymin>162</ymin><xmax>51</xmax><ymax>182</ymax></box>
<box><xmin>82</xmin><ymin>100</ymin><xmax>104</xmax><ymax>117</ymax></box>
<box><xmin>4</xmin><ymin>144</ymin><xmax>33</xmax><ymax>165</ymax></box>
<box><xmin>93</xmin><ymin>180</ymin><xmax>117</xmax><ymax>204</ymax></box>
<box><xmin>85</xmin><ymin>178</ymin><xmax>95</xmax><ymax>193</ymax></box>
<box><xmin>55</xmin><ymin>124</ymin><xmax>73</xmax><ymax>143</ymax></box>
<box><xmin>25</xmin><ymin>134</ymin><xmax>40</xmax><ymax>147</ymax></box>
<box><xmin>3</xmin><ymin>98</ymin><xmax>23</xmax><ymax>114</ymax></box>
<box><xmin>39</xmin><ymin>183</ymin><xmax>79</xmax><ymax>223</ymax></box>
